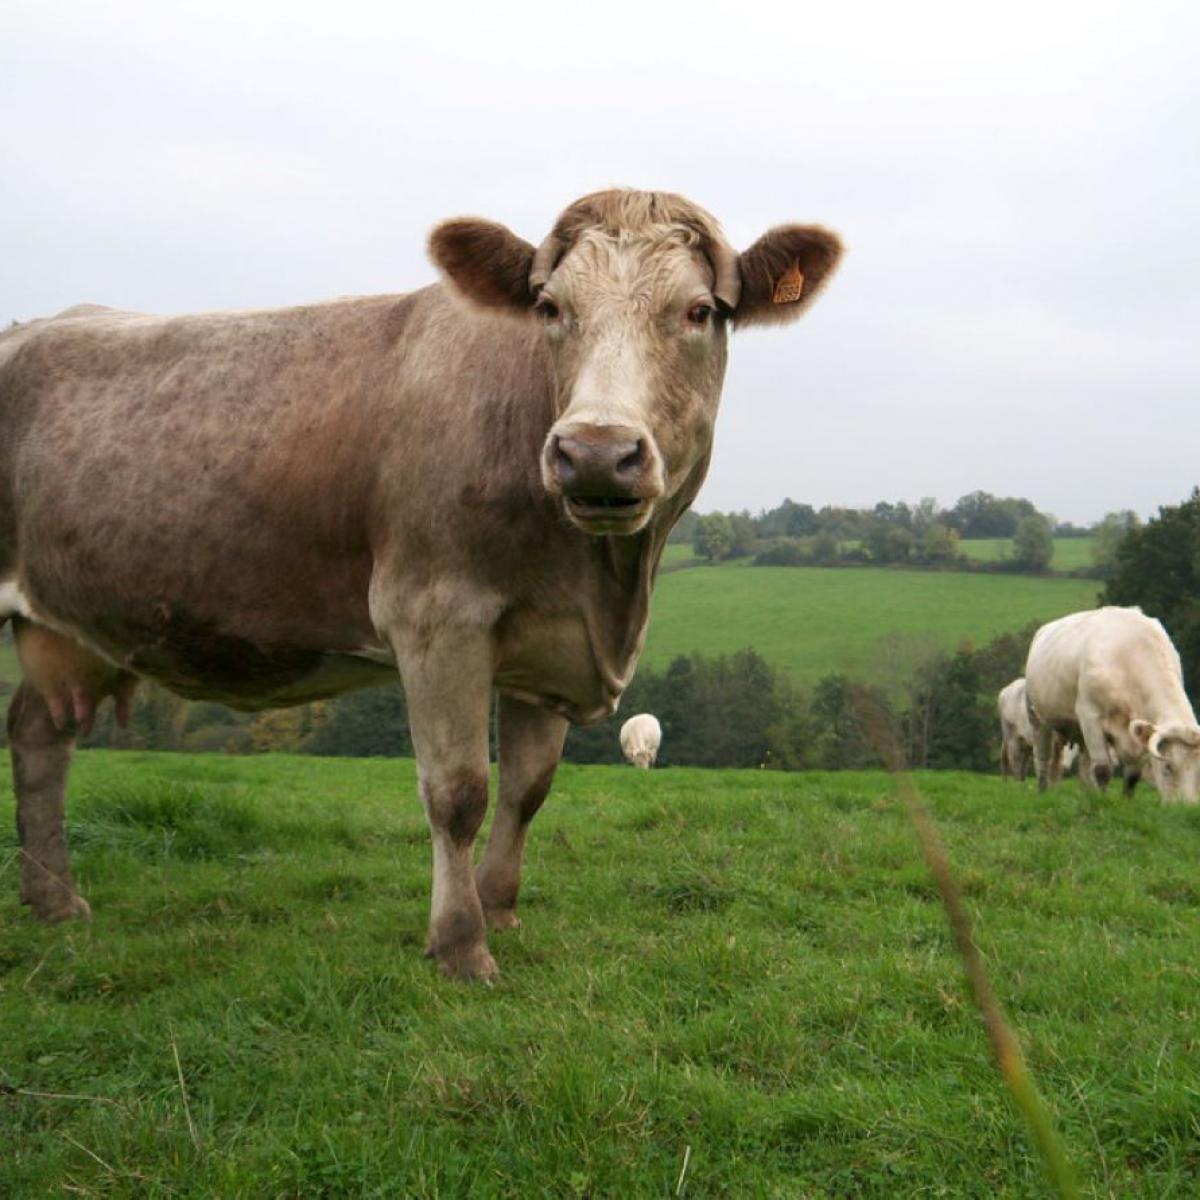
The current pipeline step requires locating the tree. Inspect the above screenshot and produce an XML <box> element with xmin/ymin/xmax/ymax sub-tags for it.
<box><xmin>951</xmin><ymin>491</ymin><xmax>1039</xmax><ymax>538</ymax></box>
<box><xmin>307</xmin><ymin>686</ymin><xmax>412</xmax><ymax>756</ymax></box>
<box><xmin>728</xmin><ymin>512</ymin><xmax>757</xmax><ymax>558</ymax></box>
<box><xmin>905</xmin><ymin>649</ymin><xmax>994</xmax><ymax>770</ymax></box>
<box><xmin>865</xmin><ymin>521</ymin><xmax>915</xmax><ymax>564</ymax></box>
<box><xmin>1012</xmin><ymin>513</ymin><xmax>1054</xmax><ymax>571</ymax></box>
<box><xmin>694</xmin><ymin>512</ymin><xmax>733</xmax><ymax>562</ymax></box>
<box><xmin>1091</xmin><ymin>509</ymin><xmax>1141</xmax><ymax>577</ymax></box>
<box><xmin>1105</xmin><ymin>488</ymin><xmax>1200</xmax><ymax>706</ymax></box>
<box><xmin>920</xmin><ymin>522</ymin><xmax>960</xmax><ymax>563</ymax></box>
<box><xmin>667</xmin><ymin>508</ymin><xmax>700</xmax><ymax>546</ymax></box>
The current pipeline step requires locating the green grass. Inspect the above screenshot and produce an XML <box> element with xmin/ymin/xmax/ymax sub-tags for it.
<box><xmin>2</xmin><ymin>751</ymin><xmax>1199</xmax><ymax>1196</ymax></box>
<box><xmin>960</xmin><ymin>537</ymin><xmax>1095</xmax><ymax>570</ymax></box>
<box><xmin>642</xmin><ymin>565</ymin><xmax>1099</xmax><ymax>687</ymax></box>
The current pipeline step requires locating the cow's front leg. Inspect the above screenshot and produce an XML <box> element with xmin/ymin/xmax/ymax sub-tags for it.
<box><xmin>476</xmin><ymin>694</ymin><xmax>568</xmax><ymax>931</ymax></box>
<box><xmin>1032</xmin><ymin>721</ymin><xmax>1056</xmax><ymax>792</ymax></box>
<box><xmin>400</xmin><ymin>636</ymin><xmax>497</xmax><ymax>982</ymax></box>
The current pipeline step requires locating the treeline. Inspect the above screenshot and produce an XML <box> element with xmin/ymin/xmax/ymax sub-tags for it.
<box><xmin>14</xmin><ymin>628</ymin><xmax>1027</xmax><ymax>773</ymax></box>
<box><xmin>674</xmin><ymin>492</ymin><xmax>1138</xmax><ymax>575</ymax></box>
<box><xmin>566</xmin><ymin>629</ymin><xmax>1035</xmax><ymax>772</ymax></box>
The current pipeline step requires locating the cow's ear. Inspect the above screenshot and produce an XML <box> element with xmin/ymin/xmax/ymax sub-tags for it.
<box><xmin>428</xmin><ymin>219</ymin><xmax>538</xmax><ymax>313</ymax></box>
<box><xmin>732</xmin><ymin>225</ymin><xmax>843</xmax><ymax>329</ymax></box>
<box><xmin>1130</xmin><ymin>719</ymin><xmax>1157</xmax><ymax>748</ymax></box>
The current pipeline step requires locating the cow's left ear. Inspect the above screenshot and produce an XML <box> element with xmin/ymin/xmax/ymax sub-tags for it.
<box><xmin>731</xmin><ymin>225</ymin><xmax>843</xmax><ymax>329</ymax></box>
<box><xmin>428</xmin><ymin>219</ymin><xmax>538</xmax><ymax>313</ymax></box>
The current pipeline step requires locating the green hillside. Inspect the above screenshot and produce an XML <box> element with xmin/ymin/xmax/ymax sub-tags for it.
<box><xmin>643</xmin><ymin>564</ymin><xmax>1100</xmax><ymax>686</ymax></box>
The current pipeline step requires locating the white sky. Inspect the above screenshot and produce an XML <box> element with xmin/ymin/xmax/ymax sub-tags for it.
<box><xmin>3</xmin><ymin>0</ymin><xmax>1196</xmax><ymax>525</ymax></box>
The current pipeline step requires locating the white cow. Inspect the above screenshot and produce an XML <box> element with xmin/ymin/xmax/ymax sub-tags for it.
<box><xmin>1025</xmin><ymin>606</ymin><xmax>1200</xmax><ymax>801</ymax></box>
<box><xmin>620</xmin><ymin>714</ymin><xmax>662</xmax><ymax>769</ymax></box>
<box><xmin>998</xmin><ymin>677</ymin><xmax>1072</xmax><ymax>784</ymax></box>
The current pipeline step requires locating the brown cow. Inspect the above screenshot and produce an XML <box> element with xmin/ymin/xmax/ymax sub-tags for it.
<box><xmin>0</xmin><ymin>190</ymin><xmax>841</xmax><ymax>978</ymax></box>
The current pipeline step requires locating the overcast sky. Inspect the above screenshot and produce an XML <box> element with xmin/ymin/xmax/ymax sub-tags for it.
<box><xmin>3</xmin><ymin>0</ymin><xmax>1196</xmax><ymax>525</ymax></box>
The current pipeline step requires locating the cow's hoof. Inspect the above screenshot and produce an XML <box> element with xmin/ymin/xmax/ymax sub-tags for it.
<box><xmin>436</xmin><ymin>944</ymin><xmax>499</xmax><ymax>983</ymax></box>
<box><xmin>484</xmin><ymin>908</ymin><xmax>522</xmax><ymax>932</ymax></box>
<box><xmin>32</xmin><ymin>893</ymin><xmax>92</xmax><ymax>923</ymax></box>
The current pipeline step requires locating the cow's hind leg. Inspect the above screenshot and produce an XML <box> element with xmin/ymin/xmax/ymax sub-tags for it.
<box><xmin>7</xmin><ymin>620</ymin><xmax>137</xmax><ymax>920</ymax></box>
<box><xmin>7</xmin><ymin>683</ymin><xmax>89</xmax><ymax>920</ymax></box>
<box><xmin>475</xmin><ymin>694</ymin><xmax>568</xmax><ymax>932</ymax></box>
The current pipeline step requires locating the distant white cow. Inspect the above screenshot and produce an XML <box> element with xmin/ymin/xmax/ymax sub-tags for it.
<box><xmin>998</xmin><ymin>677</ymin><xmax>1072</xmax><ymax>784</ymax></box>
<box><xmin>1025</xmin><ymin>606</ymin><xmax>1200</xmax><ymax>801</ymax></box>
<box><xmin>620</xmin><ymin>714</ymin><xmax>662</xmax><ymax>768</ymax></box>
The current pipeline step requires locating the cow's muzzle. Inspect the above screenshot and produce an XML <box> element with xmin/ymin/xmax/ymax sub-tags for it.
<box><xmin>543</xmin><ymin>423</ymin><xmax>664</xmax><ymax>533</ymax></box>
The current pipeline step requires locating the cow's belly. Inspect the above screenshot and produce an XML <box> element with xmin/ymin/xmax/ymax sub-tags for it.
<box><xmin>8</xmin><ymin>572</ymin><xmax>394</xmax><ymax>711</ymax></box>
<box><xmin>129</xmin><ymin>644</ymin><xmax>399</xmax><ymax>710</ymax></box>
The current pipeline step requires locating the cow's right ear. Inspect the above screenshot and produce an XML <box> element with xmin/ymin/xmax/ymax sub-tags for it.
<box><xmin>1130</xmin><ymin>718</ymin><xmax>1158</xmax><ymax>749</ymax></box>
<box><xmin>427</xmin><ymin>219</ymin><xmax>538</xmax><ymax>313</ymax></box>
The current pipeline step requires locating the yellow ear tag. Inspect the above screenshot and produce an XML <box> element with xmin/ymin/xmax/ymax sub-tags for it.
<box><xmin>772</xmin><ymin>262</ymin><xmax>805</xmax><ymax>304</ymax></box>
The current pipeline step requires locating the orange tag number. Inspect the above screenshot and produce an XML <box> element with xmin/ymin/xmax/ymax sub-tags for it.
<box><xmin>772</xmin><ymin>262</ymin><xmax>805</xmax><ymax>304</ymax></box>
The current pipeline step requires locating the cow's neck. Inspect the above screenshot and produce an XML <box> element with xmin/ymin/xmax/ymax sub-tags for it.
<box><xmin>582</xmin><ymin>454</ymin><xmax>710</xmax><ymax>698</ymax></box>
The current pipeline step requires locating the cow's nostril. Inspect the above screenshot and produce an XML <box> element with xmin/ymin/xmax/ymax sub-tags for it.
<box><xmin>616</xmin><ymin>441</ymin><xmax>644</xmax><ymax>476</ymax></box>
<box><xmin>554</xmin><ymin>436</ymin><xmax>576</xmax><ymax>477</ymax></box>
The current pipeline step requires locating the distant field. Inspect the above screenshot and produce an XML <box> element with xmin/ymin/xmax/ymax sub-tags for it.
<box><xmin>660</xmin><ymin>542</ymin><xmax>700</xmax><ymax>568</ymax></box>
<box><xmin>960</xmin><ymin>536</ymin><xmax>1095</xmax><ymax>570</ymax></box>
<box><xmin>3</xmin><ymin>751</ymin><xmax>1198</xmax><ymax>1195</ymax></box>
<box><xmin>642</xmin><ymin>565</ymin><xmax>1100</xmax><ymax>686</ymax></box>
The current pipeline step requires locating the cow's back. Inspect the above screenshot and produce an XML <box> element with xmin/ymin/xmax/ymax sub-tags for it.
<box><xmin>1026</xmin><ymin>606</ymin><xmax>1183</xmax><ymax>725</ymax></box>
<box><xmin>0</xmin><ymin>287</ymin><xmax>560</xmax><ymax>704</ymax></box>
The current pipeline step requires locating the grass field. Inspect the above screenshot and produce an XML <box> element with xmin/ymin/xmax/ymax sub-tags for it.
<box><xmin>2</xmin><ymin>751</ymin><xmax>1198</xmax><ymax>1196</ymax></box>
<box><xmin>960</xmin><ymin>537</ymin><xmax>1096</xmax><ymax>571</ymax></box>
<box><xmin>642</xmin><ymin>565</ymin><xmax>1099</xmax><ymax>687</ymax></box>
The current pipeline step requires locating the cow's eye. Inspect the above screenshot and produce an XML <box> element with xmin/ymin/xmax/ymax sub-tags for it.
<box><xmin>535</xmin><ymin>298</ymin><xmax>561</xmax><ymax>322</ymax></box>
<box><xmin>686</xmin><ymin>304</ymin><xmax>713</xmax><ymax>327</ymax></box>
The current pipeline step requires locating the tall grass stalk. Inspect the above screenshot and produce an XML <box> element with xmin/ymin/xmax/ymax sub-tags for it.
<box><xmin>856</xmin><ymin>692</ymin><xmax>1081</xmax><ymax>1199</ymax></box>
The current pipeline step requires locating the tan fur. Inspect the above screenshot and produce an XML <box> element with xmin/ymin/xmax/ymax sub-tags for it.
<box><xmin>1</xmin><ymin>189</ymin><xmax>842</xmax><ymax>968</ymax></box>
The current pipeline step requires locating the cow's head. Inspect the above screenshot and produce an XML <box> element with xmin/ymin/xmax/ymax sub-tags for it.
<box><xmin>429</xmin><ymin>190</ymin><xmax>842</xmax><ymax>535</ymax></box>
<box><xmin>1132</xmin><ymin>719</ymin><xmax>1200</xmax><ymax>803</ymax></box>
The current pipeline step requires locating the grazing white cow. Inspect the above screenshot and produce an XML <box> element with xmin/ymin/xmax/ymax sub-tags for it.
<box><xmin>1025</xmin><ymin>607</ymin><xmax>1200</xmax><ymax>802</ymax></box>
<box><xmin>998</xmin><ymin>677</ymin><xmax>1071</xmax><ymax>784</ymax></box>
<box><xmin>620</xmin><ymin>713</ymin><xmax>662</xmax><ymax>768</ymax></box>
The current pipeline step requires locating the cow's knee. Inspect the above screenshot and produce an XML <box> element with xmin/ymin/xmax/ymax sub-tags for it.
<box><xmin>423</xmin><ymin>770</ymin><xmax>489</xmax><ymax>844</ymax></box>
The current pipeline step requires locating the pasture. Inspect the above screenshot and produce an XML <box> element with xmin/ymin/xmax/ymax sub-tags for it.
<box><xmin>3</xmin><ymin>751</ymin><xmax>1198</xmax><ymax>1196</ymax></box>
<box><xmin>959</xmin><ymin>538</ymin><xmax>1096</xmax><ymax>571</ymax></box>
<box><xmin>642</xmin><ymin>565</ymin><xmax>1099</xmax><ymax>687</ymax></box>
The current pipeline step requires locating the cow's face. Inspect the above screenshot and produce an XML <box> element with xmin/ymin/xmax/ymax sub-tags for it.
<box><xmin>429</xmin><ymin>190</ymin><xmax>841</xmax><ymax>536</ymax></box>
<box><xmin>1135</xmin><ymin>720</ymin><xmax>1200</xmax><ymax>803</ymax></box>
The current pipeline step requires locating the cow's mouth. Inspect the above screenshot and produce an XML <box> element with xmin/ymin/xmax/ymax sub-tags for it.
<box><xmin>564</xmin><ymin>495</ymin><xmax>649</xmax><ymax>530</ymax></box>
